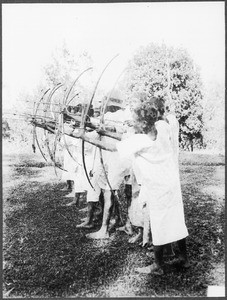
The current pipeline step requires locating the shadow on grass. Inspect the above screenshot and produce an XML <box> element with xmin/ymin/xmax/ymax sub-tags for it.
<box><xmin>134</xmin><ymin>184</ymin><xmax>225</xmax><ymax>297</ymax></box>
<box><xmin>3</xmin><ymin>155</ymin><xmax>225</xmax><ymax>297</ymax></box>
<box><xmin>3</xmin><ymin>165</ymin><xmax>133</xmax><ymax>297</ymax></box>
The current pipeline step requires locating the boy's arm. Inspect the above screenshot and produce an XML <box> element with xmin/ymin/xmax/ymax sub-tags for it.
<box><xmin>64</xmin><ymin>127</ymin><xmax>117</xmax><ymax>152</ymax></box>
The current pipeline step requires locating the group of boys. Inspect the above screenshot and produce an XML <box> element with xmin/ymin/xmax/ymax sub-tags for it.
<box><xmin>60</xmin><ymin>99</ymin><xmax>179</xmax><ymax>246</ymax></box>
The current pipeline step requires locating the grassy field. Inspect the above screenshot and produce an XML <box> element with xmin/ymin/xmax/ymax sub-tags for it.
<box><xmin>3</xmin><ymin>146</ymin><xmax>225</xmax><ymax>297</ymax></box>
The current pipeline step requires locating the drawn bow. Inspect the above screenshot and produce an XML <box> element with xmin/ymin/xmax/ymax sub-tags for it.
<box><xmin>81</xmin><ymin>54</ymin><xmax>119</xmax><ymax>190</ymax></box>
<box><xmin>60</xmin><ymin>67</ymin><xmax>93</xmax><ymax>167</ymax></box>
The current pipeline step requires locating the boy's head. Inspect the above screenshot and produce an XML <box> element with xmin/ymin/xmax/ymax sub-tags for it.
<box><xmin>133</xmin><ymin>95</ymin><xmax>159</xmax><ymax>134</ymax></box>
<box><xmin>153</xmin><ymin>97</ymin><xmax>165</xmax><ymax>116</ymax></box>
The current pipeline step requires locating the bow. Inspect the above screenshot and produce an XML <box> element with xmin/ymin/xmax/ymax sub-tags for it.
<box><xmin>98</xmin><ymin>70</ymin><xmax>125</xmax><ymax>193</ymax></box>
<box><xmin>61</xmin><ymin>68</ymin><xmax>93</xmax><ymax>167</ymax></box>
<box><xmin>98</xmin><ymin>70</ymin><xmax>125</xmax><ymax>224</ymax></box>
<box><xmin>64</xmin><ymin>67</ymin><xmax>93</xmax><ymax>107</ymax></box>
<box><xmin>165</xmin><ymin>47</ymin><xmax>173</xmax><ymax>104</ymax></box>
<box><xmin>32</xmin><ymin>88</ymin><xmax>50</xmax><ymax>161</ymax></box>
<box><xmin>51</xmin><ymin>86</ymin><xmax>69</xmax><ymax>177</ymax></box>
<box><xmin>81</xmin><ymin>54</ymin><xmax>119</xmax><ymax>190</ymax></box>
<box><xmin>43</xmin><ymin>84</ymin><xmax>67</xmax><ymax>175</ymax></box>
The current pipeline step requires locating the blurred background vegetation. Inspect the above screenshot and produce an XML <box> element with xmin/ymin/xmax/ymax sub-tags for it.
<box><xmin>2</xmin><ymin>43</ymin><xmax>224</xmax><ymax>155</ymax></box>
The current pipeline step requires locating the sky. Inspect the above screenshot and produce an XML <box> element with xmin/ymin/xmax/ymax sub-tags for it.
<box><xmin>2</xmin><ymin>2</ymin><xmax>225</xmax><ymax>111</ymax></box>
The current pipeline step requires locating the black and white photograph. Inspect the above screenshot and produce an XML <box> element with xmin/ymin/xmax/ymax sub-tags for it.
<box><xmin>2</xmin><ymin>1</ymin><xmax>225</xmax><ymax>298</ymax></box>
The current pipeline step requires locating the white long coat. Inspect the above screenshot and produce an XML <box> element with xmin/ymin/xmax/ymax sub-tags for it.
<box><xmin>116</xmin><ymin>120</ymin><xmax>188</xmax><ymax>246</ymax></box>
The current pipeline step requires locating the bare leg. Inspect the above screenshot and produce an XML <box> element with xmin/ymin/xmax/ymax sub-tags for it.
<box><xmin>80</xmin><ymin>216</ymin><xmax>87</xmax><ymax>222</ymax></box>
<box><xmin>66</xmin><ymin>192</ymin><xmax>82</xmax><ymax>207</ymax></box>
<box><xmin>79</xmin><ymin>189</ymin><xmax>101</xmax><ymax>215</ymax></box>
<box><xmin>141</xmin><ymin>210</ymin><xmax>152</xmax><ymax>247</ymax></box>
<box><xmin>168</xmin><ymin>238</ymin><xmax>190</xmax><ymax>268</ymax></box>
<box><xmin>92</xmin><ymin>201</ymin><xmax>103</xmax><ymax>223</ymax></box>
<box><xmin>80</xmin><ymin>201</ymin><xmax>101</xmax><ymax>223</ymax></box>
<box><xmin>129</xmin><ymin>227</ymin><xmax>143</xmax><ymax>243</ymax></box>
<box><xmin>117</xmin><ymin>185</ymin><xmax>133</xmax><ymax>234</ymax></box>
<box><xmin>176</xmin><ymin>238</ymin><xmax>190</xmax><ymax>267</ymax></box>
<box><xmin>86</xmin><ymin>190</ymin><xmax>113</xmax><ymax>239</ymax></box>
<box><xmin>76</xmin><ymin>202</ymin><xmax>96</xmax><ymax>228</ymax></box>
<box><xmin>60</xmin><ymin>180</ymin><xmax>72</xmax><ymax>191</ymax></box>
<box><xmin>79</xmin><ymin>206</ymin><xmax>88</xmax><ymax>212</ymax></box>
<box><xmin>164</xmin><ymin>243</ymin><xmax>175</xmax><ymax>257</ymax></box>
<box><xmin>112</xmin><ymin>194</ymin><xmax>124</xmax><ymax>227</ymax></box>
<box><xmin>136</xmin><ymin>245</ymin><xmax>164</xmax><ymax>275</ymax></box>
<box><xmin>125</xmin><ymin>219</ymin><xmax>133</xmax><ymax>235</ymax></box>
<box><xmin>117</xmin><ymin>217</ymin><xmax>133</xmax><ymax>235</ymax></box>
<box><xmin>64</xmin><ymin>190</ymin><xmax>75</xmax><ymax>198</ymax></box>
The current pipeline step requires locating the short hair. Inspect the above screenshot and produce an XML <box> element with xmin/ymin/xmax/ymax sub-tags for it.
<box><xmin>165</xmin><ymin>105</ymin><xmax>170</xmax><ymax>112</ymax></box>
<box><xmin>153</xmin><ymin>97</ymin><xmax>165</xmax><ymax>116</ymax></box>
<box><xmin>106</xmin><ymin>105</ymin><xmax>121</xmax><ymax>113</ymax></box>
<box><xmin>134</xmin><ymin>95</ymin><xmax>158</xmax><ymax>133</ymax></box>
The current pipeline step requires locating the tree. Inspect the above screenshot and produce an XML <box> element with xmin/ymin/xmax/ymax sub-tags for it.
<box><xmin>42</xmin><ymin>44</ymin><xmax>99</xmax><ymax>118</ymax></box>
<box><xmin>43</xmin><ymin>42</ymin><xmax>93</xmax><ymax>86</ymax></box>
<box><xmin>122</xmin><ymin>43</ymin><xmax>204</xmax><ymax>150</ymax></box>
<box><xmin>202</xmin><ymin>81</ymin><xmax>224</xmax><ymax>153</ymax></box>
<box><xmin>6</xmin><ymin>44</ymin><xmax>95</xmax><ymax>155</ymax></box>
<box><xmin>2</xmin><ymin>119</ymin><xmax>10</xmax><ymax>138</ymax></box>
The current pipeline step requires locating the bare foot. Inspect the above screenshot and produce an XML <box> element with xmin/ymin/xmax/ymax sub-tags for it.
<box><xmin>142</xmin><ymin>233</ymin><xmax>152</xmax><ymax>247</ymax></box>
<box><xmin>86</xmin><ymin>229</ymin><xmax>109</xmax><ymax>239</ymax></box>
<box><xmin>181</xmin><ymin>261</ymin><xmax>191</xmax><ymax>268</ymax></box>
<box><xmin>117</xmin><ymin>225</ymin><xmax>133</xmax><ymax>235</ymax></box>
<box><xmin>60</xmin><ymin>187</ymin><xmax>70</xmax><ymax>191</ymax></box>
<box><xmin>108</xmin><ymin>218</ymin><xmax>117</xmax><ymax>231</ymax></box>
<box><xmin>79</xmin><ymin>206</ymin><xmax>88</xmax><ymax>212</ymax></box>
<box><xmin>140</xmin><ymin>241</ymin><xmax>153</xmax><ymax>248</ymax></box>
<box><xmin>66</xmin><ymin>200</ymin><xmax>78</xmax><ymax>207</ymax></box>
<box><xmin>117</xmin><ymin>225</ymin><xmax>128</xmax><ymax>232</ymax></box>
<box><xmin>80</xmin><ymin>217</ymin><xmax>87</xmax><ymax>222</ymax></box>
<box><xmin>64</xmin><ymin>192</ymin><xmax>75</xmax><ymax>198</ymax></box>
<box><xmin>168</xmin><ymin>256</ymin><xmax>192</xmax><ymax>269</ymax></box>
<box><xmin>128</xmin><ymin>232</ymin><xmax>142</xmax><ymax>244</ymax></box>
<box><xmin>146</xmin><ymin>251</ymin><xmax>154</xmax><ymax>258</ymax></box>
<box><xmin>76</xmin><ymin>221</ymin><xmax>94</xmax><ymax>229</ymax></box>
<box><xmin>93</xmin><ymin>209</ymin><xmax>103</xmax><ymax>223</ymax></box>
<box><xmin>169</xmin><ymin>257</ymin><xmax>191</xmax><ymax>268</ymax></box>
<box><xmin>135</xmin><ymin>264</ymin><xmax>164</xmax><ymax>275</ymax></box>
<box><xmin>125</xmin><ymin>225</ymin><xmax>133</xmax><ymax>235</ymax></box>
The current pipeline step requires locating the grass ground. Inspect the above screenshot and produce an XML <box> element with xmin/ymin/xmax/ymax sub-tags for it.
<box><xmin>3</xmin><ymin>146</ymin><xmax>225</xmax><ymax>297</ymax></box>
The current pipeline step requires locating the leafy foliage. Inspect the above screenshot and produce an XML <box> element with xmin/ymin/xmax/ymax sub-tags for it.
<box><xmin>2</xmin><ymin>119</ymin><xmax>10</xmax><ymax>138</ymax></box>
<box><xmin>202</xmin><ymin>82</ymin><xmax>224</xmax><ymax>153</ymax></box>
<box><xmin>43</xmin><ymin>43</ymin><xmax>93</xmax><ymax>86</ymax></box>
<box><xmin>123</xmin><ymin>43</ymin><xmax>204</xmax><ymax>150</ymax></box>
<box><xmin>6</xmin><ymin>44</ymin><xmax>96</xmax><ymax>154</ymax></box>
<box><xmin>42</xmin><ymin>43</ymin><xmax>95</xmax><ymax>107</ymax></box>
<box><xmin>3</xmin><ymin>118</ymin><xmax>33</xmax><ymax>144</ymax></box>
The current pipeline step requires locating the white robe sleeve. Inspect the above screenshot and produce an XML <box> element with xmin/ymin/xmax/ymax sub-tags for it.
<box><xmin>167</xmin><ymin>115</ymin><xmax>179</xmax><ymax>156</ymax></box>
<box><xmin>116</xmin><ymin>134</ymin><xmax>152</xmax><ymax>159</ymax></box>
